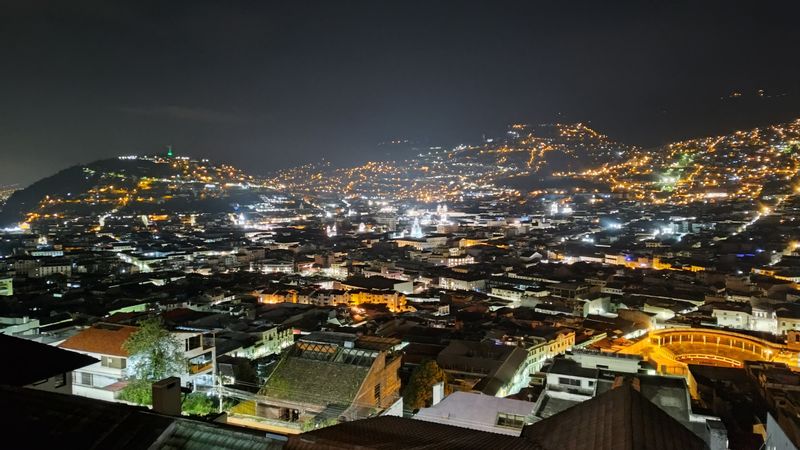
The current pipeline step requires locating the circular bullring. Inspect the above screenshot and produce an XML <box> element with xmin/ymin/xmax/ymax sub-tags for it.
<box><xmin>648</xmin><ymin>328</ymin><xmax>797</xmax><ymax>369</ymax></box>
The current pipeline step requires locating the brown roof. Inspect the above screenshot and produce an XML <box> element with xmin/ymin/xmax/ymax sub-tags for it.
<box><xmin>59</xmin><ymin>323</ymin><xmax>139</xmax><ymax>357</ymax></box>
<box><xmin>522</xmin><ymin>381</ymin><xmax>708</xmax><ymax>450</ymax></box>
<box><xmin>286</xmin><ymin>416</ymin><xmax>541</xmax><ymax>450</ymax></box>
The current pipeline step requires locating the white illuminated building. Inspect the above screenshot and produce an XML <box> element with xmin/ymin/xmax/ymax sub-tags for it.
<box><xmin>437</xmin><ymin>203</ymin><xmax>450</xmax><ymax>224</ymax></box>
<box><xmin>410</xmin><ymin>218</ymin><xmax>423</xmax><ymax>239</ymax></box>
<box><xmin>326</xmin><ymin>224</ymin><xmax>337</xmax><ymax>237</ymax></box>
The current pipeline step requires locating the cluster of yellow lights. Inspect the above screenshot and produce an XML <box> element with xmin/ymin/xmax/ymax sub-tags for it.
<box><xmin>565</xmin><ymin>119</ymin><xmax>800</xmax><ymax>205</ymax></box>
<box><xmin>22</xmin><ymin>157</ymin><xmax>257</xmax><ymax>225</ymax></box>
<box><xmin>268</xmin><ymin>123</ymin><xmax>632</xmax><ymax>202</ymax></box>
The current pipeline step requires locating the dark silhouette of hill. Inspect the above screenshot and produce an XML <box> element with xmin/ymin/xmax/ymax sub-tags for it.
<box><xmin>0</xmin><ymin>158</ymin><xmax>175</xmax><ymax>227</ymax></box>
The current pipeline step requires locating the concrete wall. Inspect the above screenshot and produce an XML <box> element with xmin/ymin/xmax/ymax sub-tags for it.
<box><xmin>26</xmin><ymin>371</ymin><xmax>73</xmax><ymax>395</ymax></box>
<box><xmin>766</xmin><ymin>412</ymin><xmax>799</xmax><ymax>450</ymax></box>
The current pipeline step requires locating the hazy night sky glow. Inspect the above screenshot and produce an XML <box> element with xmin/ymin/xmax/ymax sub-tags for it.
<box><xmin>1</xmin><ymin>0</ymin><xmax>799</xmax><ymax>186</ymax></box>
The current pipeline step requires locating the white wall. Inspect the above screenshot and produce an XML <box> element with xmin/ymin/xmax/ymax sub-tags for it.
<box><xmin>765</xmin><ymin>413</ymin><xmax>799</xmax><ymax>450</ymax></box>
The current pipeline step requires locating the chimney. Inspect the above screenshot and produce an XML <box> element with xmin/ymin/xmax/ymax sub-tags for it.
<box><xmin>432</xmin><ymin>381</ymin><xmax>445</xmax><ymax>406</ymax></box>
<box><xmin>152</xmin><ymin>376</ymin><xmax>182</xmax><ymax>416</ymax></box>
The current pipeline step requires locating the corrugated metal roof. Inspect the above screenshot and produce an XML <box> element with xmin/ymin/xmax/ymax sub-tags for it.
<box><xmin>286</xmin><ymin>416</ymin><xmax>542</xmax><ymax>450</ymax></box>
<box><xmin>0</xmin><ymin>385</ymin><xmax>286</xmax><ymax>449</ymax></box>
<box><xmin>155</xmin><ymin>420</ymin><xmax>285</xmax><ymax>450</ymax></box>
<box><xmin>522</xmin><ymin>382</ymin><xmax>708</xmax><ymax>450</ymax></box>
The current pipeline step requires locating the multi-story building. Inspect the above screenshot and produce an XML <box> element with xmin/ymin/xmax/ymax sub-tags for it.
<box><xmin>308</xmin><ymin>289</ymin><xmax>348</xmax><ymax>306</ymax></box>
<box><xmin>226</xmin><ymin>325</ymin><xmax>294</xmax><ymax>359</ymax></box>
<box><xmin>59</xmin><ymin>323</ymin><xmax>138</xmax><ymax>401</ymax></box>
<box><xmin>348</xmin><ymin>289</ymin><xmax>407</xmax><ymax>312</ymax></box>
<box><xmin>777</xmin><ymin>308</ymin><xmax>800</xmax><ymax>335</ymax></box>
<box><xmin>0</xmin><ymin>316</ymin><xmax>39</xmax><ymax>336</ymax></box>
<box><xmin>0</xmin><ymin>277</ymin><xmax>12</xmax><ymax>296</ymax></box>
<box><xmin>29</xmin><ymin>262</ymin><xmax>72</xmax><ymax>278</ymax></box>
<box><xmin>438</xmin><ymin>272</ymin><xmax>486</xmax><ymax>291</ymax></box>
<box><xmin>547</xmin><ymin>282</ymin><xmax>590</xmax><ymax>300</ymax></box>
<box><xmin>437</xmin><ymin>340</ymin><xmax>530</xmax><ymax>397</ymax></box>
<box><xmin>3</xmin><ymin>333</ymin><xmax>98</xmax><ymax>396</ymax></box>
<box><xmin>59</xmin><ymin>323</ymin><xmax>216</xmax><ymax>402</ymax></box>
<box><xmin>228</xmin><ymin>332</ymin><xmax>402</xmax><ymax>433</ymax></box>
<box><xmin>711</xmin><ymin>302</ymin><xmax>753</xmax><ymax>330</ymax></box>
<box><xmin>530</xmin><ymin>351</ymin><xmax>725</xmax><ymax>447</ymax></box>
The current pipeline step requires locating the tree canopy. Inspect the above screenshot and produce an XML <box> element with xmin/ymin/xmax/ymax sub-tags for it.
<box><xmin>119</xmin><ymin>317</ymin><xmax>185</xmax><ymax>405</ymax></box>
<box><xmin>403</xmin><ymin>359</ymin><xmax>450</xmax><ymax>411</ymax></box>
<box><xmin>123</xmin><ymin>316</ymin><xmax>185</xmax><ymax>382</ymax></box>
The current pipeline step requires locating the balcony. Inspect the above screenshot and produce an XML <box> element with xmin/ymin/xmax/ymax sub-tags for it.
<box><xmin>189</xmin><ymin>362</ymin><xmax>213</xmax><ymax>374</ymax></box>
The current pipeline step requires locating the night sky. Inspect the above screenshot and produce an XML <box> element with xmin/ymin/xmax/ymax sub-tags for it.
<box><xmin>2</xmin><ymin>1</ymin><xmax>799</xmax><ymax>186</ymax></box>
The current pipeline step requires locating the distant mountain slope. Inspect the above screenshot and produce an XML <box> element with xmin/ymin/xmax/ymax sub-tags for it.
<box><xmin>0</xmin><ymin>159</ymin><xmax>168</xmax><ymax>226</ymax></box>
<box><xmin>572</xmin><ymin>118</ymin><xmax>800</xmax><ymax>202</ymax></box>
<box><xmin>268</xmin><ymin>122</ymin><xmax>635</xmax><ymax>200</ymax></box>
<box><xmin>7</xmin><ymin>118</ymin><xmax>800</xmax><ymax>225</ymax></box>
<box><xmin>0</xmin><ymin>156</ymin><xmax>256</xmax><ymax>227</ymax></box>
<box><xmin>467</xmin><ymin>122</ymin><xmax>635</xmax><ymax>175</ymax></box>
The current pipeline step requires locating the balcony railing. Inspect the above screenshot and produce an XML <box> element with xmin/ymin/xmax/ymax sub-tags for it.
<box><xmin>189</xmin><ymin>362</ymin><xmax>213</xmax><ymax>374</ymax></box>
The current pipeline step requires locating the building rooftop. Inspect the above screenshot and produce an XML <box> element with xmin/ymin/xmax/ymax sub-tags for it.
<box><xmin>535</xmin><ymin>393</ymin><xmax>582</xmax><ymax>419</ymax></box>
<box><xmin>285</xmin><ymin>415</ymin><xmax>538</xmax><ymax>450</ymax></box>
<box><xmin>259</xmin><ymin>343</ymin><xmax>373</xmax><ymax>407</ymax></box>
<box><xmin>59</xmin><ymin>323</ymin><xmax>139</xmax><ymax>357</ymax></box>
<box><xmin>548</xmin><ymin>357</ymin><xmax>600</xmax><ymax>379</ymax></box>
<box><xmin>0</xmin><ymin>385</ymin><xmax>285</xmax><ymax>450</ymax></box>
<box><xmin>342</xmin><ymin>275</ymin><xmax>402</xmax><ymax>290</ymax></box>
<box><xmin>0</xmin><ymin>334</ymin><xmax>98</xmax><ymax>386</ymax></box>
<box><xmin>414</xmin><ymin>391</ymin><xmax>536</xmax><ymax>436</ymax></box>
<box><xmin>522</xmin><ymin>381</ymin><xmax>706</xmax><ymax>450</ymax></box>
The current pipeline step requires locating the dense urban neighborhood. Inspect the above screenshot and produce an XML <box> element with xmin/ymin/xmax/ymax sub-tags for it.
<box><xmin>1</xmin><ymin>117</ymin><xmax>800</xmax><ymax>449</ymax></box>
<box><xmin>4</xmin><ymin>2</ymin><xmax>800</xmax><ymax>448</ymax></box>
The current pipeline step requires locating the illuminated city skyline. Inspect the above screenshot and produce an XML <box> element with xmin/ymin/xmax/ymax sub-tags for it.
<box><xmin>3</xmin><ymin>3</ymin><xmax>800</xmax><ymax>449</ymax></box>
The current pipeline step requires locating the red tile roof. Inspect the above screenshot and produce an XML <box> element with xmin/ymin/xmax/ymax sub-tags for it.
<box><xmin>59</xmin><ymin>323</ymin><xmax>139</xmax><ymax>357</ymax></box>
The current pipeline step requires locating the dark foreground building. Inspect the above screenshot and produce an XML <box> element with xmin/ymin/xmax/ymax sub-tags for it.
<box><xmin>2</xmin><ymin>372</ymin><xmax>707</xmax><ymax>449</ymax></box>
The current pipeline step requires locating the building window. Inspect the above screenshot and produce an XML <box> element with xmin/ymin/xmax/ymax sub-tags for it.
<box><xmin>558</xmin><ymin>377</ymin><xmax>581</xmax><ymax>387</ymax></box>
<box><xmin>186</xmin><ymin>335</ymin><xmax>202</xmax><ymax>351</ymax></box>
<box><xmin>55</xmin><ymin>373</ymin><xmax>67</xmax><ymax>388</ymax></box>
<box><xmin>79</xmin><ymin>372</ymin><xmax>93</xmax><ymax>386</ymax></box>
<box><xmin>496</xmin><ymin>413</ymin><xmax>525</xmax><ymax>429</ymax></box>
